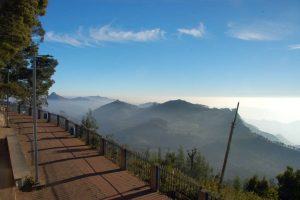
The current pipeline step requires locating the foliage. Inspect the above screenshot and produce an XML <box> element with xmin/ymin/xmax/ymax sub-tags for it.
<box><xmin>277</xmin><ymin>166</ymin><xmax>300</xmax><ymax>200</ymax></box>
<box><xmin>185</xmin><ymin>148</ymin><xmax>213</xmax><ymax>181</ymax></box>
<box><xmin>233</xmin><ymin>176</ymin><xmax>241</xmax><ymax>191</ymax></box>
<box><xmin>243</xmin><ymin>175</ymin><xmax>278</xmax><ymax>199</ymax></box>
<box><xmin>0</xmin><ymin>46</ymin><xmax>57</xmax><ymax>107</ymax></box>
<box><xmin>200</xmin><ymin>180</ymin><xmax>249</xmax><ymax>200</ymax></box>
<box><xmin>175</xmin><ymin>146</ymin><xmax>185</xmax><ymax>171</ymax></box>
<box><xmin>127</xmin><ymin>152</ymin><xmax>152</xmax><ymax>183</ymax></box>
<box><xmin>22</xmin><ymin>176</ymin><xmax>34</xmax><ymax>191</ymax></box>
<box><xmin>0</xmin><ymin>0</ymin><xmax>48</xmax><ymax>68</ymax></box>
<box><xmin>81</xmin><ymin>109</ymin><xmax>98</xmax><ymax>131</ymax></box>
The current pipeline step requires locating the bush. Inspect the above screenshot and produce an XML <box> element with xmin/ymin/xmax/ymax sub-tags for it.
<box><xmin>22</xmin><ymin>176</ymin><xmax>34</xmax><ymax>191</ymax></box>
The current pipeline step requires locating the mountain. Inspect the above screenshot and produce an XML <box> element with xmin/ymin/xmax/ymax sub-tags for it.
<box><xmin>244</xmin><ymin>122</ymin><xmax>282</xmax><ymax>143</ymax></box>
<box><xmin>70</xmin><ymin>97</ymin><xmax>90</xmax><ymax>101</ymax></box>
<box><xmin>92</xmin><ymin>99</ymin><xmax>300</xmax><ymax>180</ymax></box>
<box><xmin>48</xmin><ymin>92</ymin><xmax>68</xmax><ymax>100</ymax></box>
<box><xmin>138</xmin><ymin>102</ymin><xmax>159</xmax><ymax>108</ymax></box>
<box><xmin>276</xmin><ymin>134</ymin><xmax>294</xmax><ymax>146</ymax></box>
<box><xmin>87</xmin><ymin>96</ymin><xmax>112</xmax><ymax>101</ymax></box>
<box><xmin>246</xmin><ymin>119</ymin><xmax>300</xmax><ymax>145</ymax></box>
<box><xmin>93</xmin><ymin>100</ymin><xmax>139</xmax><ymax>133</ymax></box>
<box><xmin>45</xmin><ymin>92</ymin><xmax>114</xmax><ymax>122</ymax></box>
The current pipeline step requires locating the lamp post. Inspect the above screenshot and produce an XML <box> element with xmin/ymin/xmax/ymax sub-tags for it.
<box><xmin>5</xmin><ymin>67</ymin><xmax>10</xmax><ymax>128</ymax></box>
<box><xmin>32</xmin><ymin>52</ymin><xmax>39</xmax><ymax>184</ymax></box>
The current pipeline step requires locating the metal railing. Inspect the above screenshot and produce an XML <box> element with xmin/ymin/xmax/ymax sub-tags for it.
<box><xmin>8</xmin><ymin>103</ymin><xmax>215</xmax><ymax>200</ymax></box>
<box><xmin>127</xmin><ymin>150</ymin><xmax>152</xmax><ymax>183</ymax></box>
<box><xmin>160</xmin><ymin>166</ymin><xmax>200</xmax><ymax>200</ymax></box>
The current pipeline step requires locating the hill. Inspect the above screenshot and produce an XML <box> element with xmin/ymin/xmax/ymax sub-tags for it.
<box><xmin>45</xmin><ymin>92</ymin><xmax>114</xmax><ymax>122</ymax></box>
<box><xmin>48</xmin><ymin>92</ymin><xmax>68</xmax><ymax>100</ymax></box>
<box><xmin>92</xmin><ymin>99</ymin><xmax>300</xmax><ymax>180</ymax></box>
<box><xmin>246</xmin><ymin>119</ymin><xmax>300</xmax><ymax>145</ymax></box>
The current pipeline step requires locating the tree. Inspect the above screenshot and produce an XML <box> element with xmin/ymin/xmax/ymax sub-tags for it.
<box><xmin>175</xmin><ymin>146</ymin><xmax>185</xmax><ymax>171</ymax></box>
<box><xmin>187</xmin><ymin>148</ymin><xmax>197</xmax><ymax>171</ymax></box>
<box><xmin>192</xmin><ymin>152</ymin><xmax>213</xmax><ymax>181</ymax></box>
<box><xmin>157</xmin><ymin>147</ymin><xmax>162</xmax><ymax>163</ymax></box>
<box><xmin>185</xmin><ymin>147</ymin><xmax>213</xmax><ymax>181</ymax></box>
<box><xmin>0</xmin><ymin>44</ymin><xmax>57</xmax><ymax>108</ymax></box>
<box><xmin>277</xmin><ymin>166</ymin><xmax>300</xmax><ymax>200</ymax></box>
<box><xmin>81</xmin><ymin>110</ymin><xmax>98</xmax><ymax>131</ymax></box>
<box><xmin>163</xmin><ymin>151</ymin><xmax>176</xmax><ymax>167</ymax></box>
<box><xmin>0</xmin><ymin>0</ymin><xmax>48</xmax><ymax>68</ymax></box>
<box><xmin>244</xmin><ymin>175</ymin><xmax>278</xmax><ymax>199</ymax></box>
<box><xmin>233</xmin><ymin>176</ymin><xmax>241</xmax><ymax>191</ymax></box>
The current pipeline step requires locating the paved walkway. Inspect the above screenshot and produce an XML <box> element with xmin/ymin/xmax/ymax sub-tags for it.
<box><xmin>7</xmin><ymin>112</ymin><xmax>169</xmax><ymax>200</ymax></box>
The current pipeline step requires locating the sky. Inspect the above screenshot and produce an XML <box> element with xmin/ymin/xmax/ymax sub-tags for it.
<box><xmin>39</xmin><ymin>0</ymin><xmax>300</xmax><ymax>123</ymax></box>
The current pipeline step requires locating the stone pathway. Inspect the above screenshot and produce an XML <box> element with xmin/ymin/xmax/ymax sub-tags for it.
<box><xmin>7</xmin><ymin>112</ymin><xmax>169</xmax><ymax>200</ymax></box>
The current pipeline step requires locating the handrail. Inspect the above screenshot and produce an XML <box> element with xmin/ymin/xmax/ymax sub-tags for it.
<box><xmin>8</xmin><ymin>103</ymin><xmax>215</xmax><ymax>200</ymax></box>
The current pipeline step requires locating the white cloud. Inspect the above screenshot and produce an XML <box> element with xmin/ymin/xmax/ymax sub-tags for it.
<box><xmin>288</xmin><ymin>44</ymin><xmax>300</xmax><ymax>50</ymax></box>
<box><xmin>89</xmin><ymin>25</ymin><xmax>165</xmax><ymax>42</ymax></box>
<box><xmin>227</xmin><ymin>21</ymin><xmax>291</xmax><ymax>41</ymax></box>
<box><xmin>177</xmin><ymin>22</ymin><xmax>205</xmax><ymax>38</ymax></box>
<box><xmin>45</xmin><ymin>25</ymin><xmax>165</xmax><ymax>47</ymax></box>
<box><xmin>45</xmin><ymin>31</ymin><xmax>89</xmax><ymax>47</ymax></box>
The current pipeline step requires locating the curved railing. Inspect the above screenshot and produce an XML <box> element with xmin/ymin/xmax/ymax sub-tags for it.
<box><xmin>8</xmin><ymin>103</ymin><xmax>215</xmax><ymax>200</ymax></box>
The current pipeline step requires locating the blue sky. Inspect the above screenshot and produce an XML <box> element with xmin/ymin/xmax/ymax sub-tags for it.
<box><xmin>39</xmin><ymin>0</ymin><xmax>300</xmax><ymax>98</ymax></box>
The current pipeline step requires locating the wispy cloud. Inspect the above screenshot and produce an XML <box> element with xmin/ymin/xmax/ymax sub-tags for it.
<box><xmin>177</xmin><ymin>22</ymin><xmax>206</xmax><ymax>38</ymax></box>
<box><xmin>90</xmin><ymin>25</ymin><xmax>165</xmax><ymax>42</ymax></box>
<box><xmin>227</xmin><ymin>21</ymin><xmax>291</xmax><ymax>41</ymax></box>
<box><xmin>288</xmin><ymin>44</ymin><xmax>300</xmax><ymax>50</ymax></box>
<box><xmin>45</xmin><ymin>31</ymin><xmax>89</xmax><ymax>47</ymax></box>
<box><xmin>45</xmin><ymin>25</ymin><xmax>165</xmax><ymax>47</ymax></box>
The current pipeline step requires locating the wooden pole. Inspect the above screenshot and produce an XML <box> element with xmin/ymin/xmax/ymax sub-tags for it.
<box><xmin>219</xmin><ymin>102</ymin><xmax>240</xmax><ymax>187</ymax></box>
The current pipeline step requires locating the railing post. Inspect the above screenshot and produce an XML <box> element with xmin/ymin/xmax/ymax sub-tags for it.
<box><xmin>65</xmin><ymin>119</ymin><xmax>69</xmax><ymax>131</ymax></box>
<box><xmin>100</xmin><ymin>138</ymin><xmax>106</xmax><ymax>156</ymax></box>
<box><xmin>38</xmin><ymin>110</ymin><xmax>41</xmax><ymax>119</ymax></box>
<box><xmin>120</xmin><ymin>148</ymin><xmax>127</xmax><ymax>170</ymax></box>
<box><xmin>75</xmin><ymin>124</ymin><xmax>79</xmax><ymax>137</ymax></box>
<box><xmin>56</xmin><ymin>115</ymin><xmax>60</xmax><ymax>126</ymax></box>
<box><xmin>86</xmin><ymin>129</ymin><xmax>90</xmax><ymax>145</ymax></box>
<box><xmin>47</xmin><ymin>112</ymin><xmax>51</xmax><ymax>123</ymax></box>
<box><xmin>17</xmin><ymin>104</ymin><xmax>21</xmax><ymax>114</ymax></box>
<box><xmin>150</xmin><ymin>165</ymin><xmax>160</xmax><ymax>191</ymax></box>
<box><xmin>91</xmin><ymin>131</ymin><xmax>95</xmax><ymax>146</ymax></box>
<box><xmin>198</xmin><ymin>189</ymin><xmax>210</xmax><ymax>200</ymax></box>
<box><xmin>28</xmin><ymin>107</ymin><xmax>32</xmax><ymax>116</ymax></box>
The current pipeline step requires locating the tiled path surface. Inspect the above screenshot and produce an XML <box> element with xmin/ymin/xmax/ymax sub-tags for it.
<box><xmin>7</xmin><ymin>112</ymin><xmax>169</xmax><ymax>200</ymax></box>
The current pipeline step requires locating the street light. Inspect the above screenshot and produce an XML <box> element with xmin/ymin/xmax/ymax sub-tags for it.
<box><xmin>6</xmin><ymin>68</ymin><xmax>10</xmax><ymax>128</ymax></box>
<box><xmin>32</xmin><ymin>52</ymin><xmax>39</xmax><ymax>184</ymax></box>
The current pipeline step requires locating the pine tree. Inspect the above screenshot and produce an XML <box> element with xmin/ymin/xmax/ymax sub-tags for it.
<box><xmin>0</xmin><ymin>0</ymin><xmax>48</xmax><ymax>68</ymax></box>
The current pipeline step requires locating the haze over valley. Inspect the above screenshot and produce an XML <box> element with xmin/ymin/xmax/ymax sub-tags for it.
<box><xmin>45</xmin><ymin>92</ymin><xmax>300</xmax><ymax>179</ymax></box>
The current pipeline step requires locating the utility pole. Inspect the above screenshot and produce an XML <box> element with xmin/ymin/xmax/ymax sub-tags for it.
<box><xmin>219</xmin><ymin>102</ymin><xmax>240</xmax><ymax>187</ymax></box>
<box><xmin>32</xmin><ymin>52</ymin><xmax>39</xmax><ymax>184</ymax></box>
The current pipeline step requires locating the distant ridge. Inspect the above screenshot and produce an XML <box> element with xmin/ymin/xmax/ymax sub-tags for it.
<box><xmin>151</xmin><ymin>99</ymin><xmax>209</xmax><ymax>113</ymax></box>
<box><xmin>71</xmin><ymin>97</ymin><xmax>90</xmax><ymax>101</ymax></box>
<box><xmin>92</xmin><ymin>99</ymin><xmax>300</xmax><ymax>179</ymax></box>
<box><xmin>138</xmin><ymin>102</ymin><xmax>159</xmax><ymax>108</ymax></box>
<box><xmin>45</xmin><ymin>92</ymin><xmax>114</xmax><ymax>122</ymax></box>
<box><xmin>48</xmin><ymin>92</ymin><xmax>68</xmax><ymax>100</ymax></box>
<box><xmin>47</xmin><ymin>92</ymin><xmax>113</xmax><ymax>102</ymax></box>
